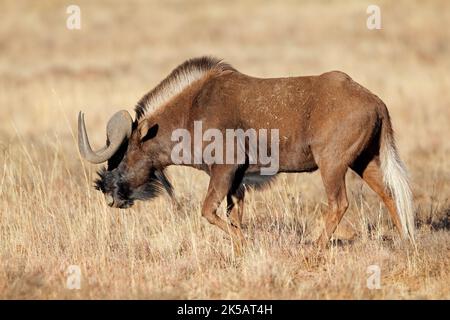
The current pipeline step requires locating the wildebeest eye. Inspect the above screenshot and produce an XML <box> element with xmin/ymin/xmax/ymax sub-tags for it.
<box><xmin>107</xmin><ymin>138</ymin><xmax>128</xmax><ymax>170</ymax></box>
<box><xmin>141</xmin><ymin>123</ymin><xmax>159</xmax><ymax>143</ymax></box>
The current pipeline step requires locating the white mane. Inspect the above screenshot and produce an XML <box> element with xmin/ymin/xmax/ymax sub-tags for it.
<box><xmin>135</xmin><ymin>57</ymin><xmax>234</xmax><ymax>119</ymax></box>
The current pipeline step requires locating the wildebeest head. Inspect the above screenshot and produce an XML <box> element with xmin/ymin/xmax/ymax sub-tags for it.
<box><xmin>78</xmin><ymin>110</ymin><xmax>173</xmax><ymax>208</ymax></box>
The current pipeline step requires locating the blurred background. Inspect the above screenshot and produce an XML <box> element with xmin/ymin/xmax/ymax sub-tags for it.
<box><xmin>1</xmin><ymin>0</ymin><xmax>449</xmax><ymax>149</ymax></box>
<box><xmin>0</xmin><ymin>0</ymin><xmax>448</xmax><ymax>299</ymax></box>
<box><xmin>1</xmin><ymin>0</ymin><xmax>448</xmax><ymax>208</ymax></box>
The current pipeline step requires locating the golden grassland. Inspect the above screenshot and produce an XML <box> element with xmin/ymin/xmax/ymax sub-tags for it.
<box><xmin>0</xmin><ymin>0</ymin><xmax>449</xmax><ymax>299</ymax></box>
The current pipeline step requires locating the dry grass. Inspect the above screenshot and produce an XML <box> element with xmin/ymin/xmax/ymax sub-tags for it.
<box><xmin>0</xmin><ymin>0</ymin><xmax>449</xmax><ymax>299</ymax></box>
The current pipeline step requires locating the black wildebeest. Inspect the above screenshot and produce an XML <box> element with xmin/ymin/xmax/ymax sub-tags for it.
<box><xmin>78</xmin><ymin>56</ymin><xmax>414</xmax><ymax>247</ymax></box>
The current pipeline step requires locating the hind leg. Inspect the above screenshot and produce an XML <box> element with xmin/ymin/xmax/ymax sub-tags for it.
<box><xmin>352</xmin><ymin>156</ymin><xmax>403</xmax><ymax>235</ymax></box>
<box><xmin>316</xmin><ymin>164</ymin><xmax>349</xmax><ymax>247</ymax></box>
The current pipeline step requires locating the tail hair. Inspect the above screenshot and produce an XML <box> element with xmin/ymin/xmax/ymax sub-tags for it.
<box><xmin>379</xmin><ymin>111</ymin><xmax>415</xmax><ymax>241</ymax></box>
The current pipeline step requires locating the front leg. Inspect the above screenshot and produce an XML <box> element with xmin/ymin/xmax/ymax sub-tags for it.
<box><xmin>202</xmin><ymin>165</ymin><xmax>245</xmax><ymax>245</ymax></box>
<box><xmin>226</xmin><ymin>164</ymin><xmax>246</xmax><ymax>229</ymax></box>
<box><xmin>226</xmin><ymin>185</ymin><xmax>245</xmax><ymax>229</ymax></box>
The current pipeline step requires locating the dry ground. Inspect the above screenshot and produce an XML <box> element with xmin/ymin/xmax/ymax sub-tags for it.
<box><xmin>0</xmin><ymin>0</ymin><xmax>449</xmax><ymax>299</ymax></box>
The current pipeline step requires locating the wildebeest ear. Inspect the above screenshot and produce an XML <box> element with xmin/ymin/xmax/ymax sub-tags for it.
<box><xmin>140</xmin><ymin>122</ymin><xmax>159</xmax><ymax>142</ymax></box>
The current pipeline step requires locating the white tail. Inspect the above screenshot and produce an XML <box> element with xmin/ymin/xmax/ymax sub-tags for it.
<box><xmin>380</xmin><ymin>120</ymin><xmax>415</xmax><ymax>241</ymax></box>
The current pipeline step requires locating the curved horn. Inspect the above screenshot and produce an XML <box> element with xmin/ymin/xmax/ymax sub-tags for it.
<box><xmin>78</xmin><ymin>110</ymin><xmax>133</xmax><ymax>164</ymax></box>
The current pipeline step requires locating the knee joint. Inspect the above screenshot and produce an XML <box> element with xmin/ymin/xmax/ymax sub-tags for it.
<box><xmin>340</xmin><ymin>199</ymin><xmax>349</xmax><ymax>212</ymax></box>
<box><xmin>202</xmin><ymin>207</ymin><xmax>218</xmax><ymax>225</ymax></box>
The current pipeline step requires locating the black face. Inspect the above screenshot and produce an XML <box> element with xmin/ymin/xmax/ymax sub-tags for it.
<box><xmin>94</xmin><ymin>123</ymin><xmax>173</xmax><ymax>209</ymax></box>
<box><xmin>94</xmin><ymin>166</ymin><xmax>173</xmax><ymax>208</ymax></box>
